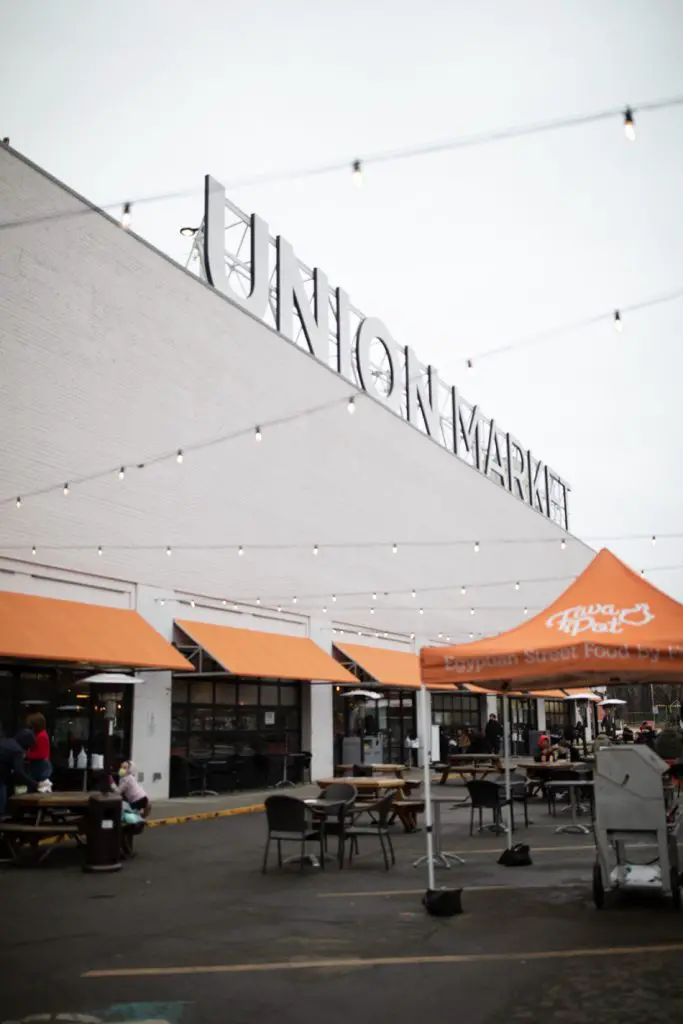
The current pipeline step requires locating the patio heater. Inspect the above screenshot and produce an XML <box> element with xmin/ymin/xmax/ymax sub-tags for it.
<box><xmin>81</xmin><ymin>672</ymin><xmax>143</xmax><ymax>780</ymax></box>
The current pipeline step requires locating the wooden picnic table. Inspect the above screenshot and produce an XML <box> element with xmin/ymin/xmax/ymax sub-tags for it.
<box><xmin>316</xmin><ymin>776</ymin><xmax>405</xmax><ymax>792</ymax></box>
<box><xmin>337</xmin><ymin>764</ymin><xmax>406</xmax><ymax>777</ymax></box>
<box><xmin>437</xmin><ymin>755</ymin><xmax>502</xmax><ymax>785</ymax></box>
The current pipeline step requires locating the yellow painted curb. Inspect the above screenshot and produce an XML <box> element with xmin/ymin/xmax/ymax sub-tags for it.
<box><xmin>147</xmin><ymin>803</ymin><xmax>264</xmax><ymax>827</ymax></box>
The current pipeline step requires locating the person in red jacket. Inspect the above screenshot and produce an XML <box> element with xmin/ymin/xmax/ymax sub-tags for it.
<box><xmin>25</xmin><ymin>711</ymin><xmax>52</xmax><ymax>782</ymax></box>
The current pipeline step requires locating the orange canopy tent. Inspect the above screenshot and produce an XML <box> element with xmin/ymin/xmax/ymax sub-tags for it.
<box><xmin>421</xmin><ymin>548</ymin><xmax>683</xmax><ymax>691</ymax></box>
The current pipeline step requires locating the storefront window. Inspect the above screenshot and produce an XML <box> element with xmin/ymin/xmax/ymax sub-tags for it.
<box><xmin>544</xmin><ymin>699</ymin><xmax>570</xmax><ymax>734</ymax></box>
<box><xmin>432</xmin><ymin>694</ymin><xmax>482</xmax><ymax>732</ymax></box>
<box><xmin>170</xmin><ymin>675</ymin><xmax>302</xmax><ymax>791</ymax></box>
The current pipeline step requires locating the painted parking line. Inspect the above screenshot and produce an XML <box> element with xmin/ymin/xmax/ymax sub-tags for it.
<box><xmin>82</xmin><ymin>942</ymin><xmax>683</xmax><ymax>979</ymax></box>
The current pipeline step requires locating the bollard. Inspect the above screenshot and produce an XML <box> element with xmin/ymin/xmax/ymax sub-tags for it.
<box><xmin>83</xmin><ymin>793</ymin><xmax>122</xmax><ymax>873</ymax></box>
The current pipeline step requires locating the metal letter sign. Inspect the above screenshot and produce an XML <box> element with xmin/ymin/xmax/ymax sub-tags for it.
<box><xmin>200</xmin><ymin>176</ymin><xmax>570</xmax><ymax>528</ymax></box>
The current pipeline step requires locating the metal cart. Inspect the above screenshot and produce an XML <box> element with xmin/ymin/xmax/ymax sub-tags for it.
<box><xmin>592</xmin><ymin>745</ymin><xmax>681</xmax><ymax>909</ymax></box>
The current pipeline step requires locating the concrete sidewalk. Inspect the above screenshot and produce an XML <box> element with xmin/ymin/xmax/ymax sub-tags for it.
<box><xmin>148</xmin><ymin>783</ymin><xmax>319</xmax><ymax>824</ymax></box>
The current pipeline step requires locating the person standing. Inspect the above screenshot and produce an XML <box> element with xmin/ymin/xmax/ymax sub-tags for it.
<box><xmin>25</xmin><ymin>711</ymin><xmax>52</xmax><ymax>783</ymax></box>
<box><xmin>485</xmin><ymin>713</ymin><xmax>503</xmax><ymax>754</ymax></box>
<box><xmin>0</xmin><ymin>729</ymin><xmax>37</xmax><ymax>817</ymax></box>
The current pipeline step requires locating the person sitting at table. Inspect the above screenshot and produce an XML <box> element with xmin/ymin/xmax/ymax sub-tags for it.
<box><xmin>534</xmin><ymin>734</ymin><xmax>553</xmax><ymax>763</ymax></box>
<box><xmin>25</xmin><ymin>711</ymin><xmax>52</xmax><ymax>783</ymax></box>
<box><xmin>114</xmin><ymin>760</ymin><xmax>151</xmax><ymax>818</ymax></box>
<box><xmin>468</xmin><ymin>730</ymin><xmax>489</xmax><ymax>755</ymax></box>
<box><xmin>0</xmin><ymin>728</ymin><xmax>38</xmax><ymax>817</ymax></box>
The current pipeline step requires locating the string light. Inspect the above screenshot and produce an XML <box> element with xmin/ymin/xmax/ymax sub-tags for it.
<box><xmin>31</xmin><ymin>545</ymin><xmax>36</xmax><ymax>557</ymax></box>
<box><xmin>470</xmin><ymin>607</ymin><xmax>475</xmax><ymax>616</ymax></box>
<box><xmin>469</xmin><ymin>632</ymin><xmax>474</xmax><ymax>640</ymax></box>
<box><xmin>97</xmin><ymin>546</ymin><xmax>102</xmax><ymax>556</ymax></box>
<box><xmin>370</xmin><ymin>608</ymin><xmax>375</xmax><ymax>615</ymax></box>
<box><xmin>15</xmin><ymin>497</ymin><xmax>21</xmax><ymax>509</ymax></box>
<box><xmin>166</xmin><ymin>546</ymin><xmax>172</xmax><ymax>556</ymax></box>
<box><xmin>159</xmin><ymin>598</ymin><xmax>165</xmax><ymax>606</ymax></box>
<box><xmin>118</xmin><ymin>467</ymin><xmax>125</xmax><ymax>481</ymax></box>
<box><xmin>313</xmin><ymin>544</ymin><xmax>319</xmax><ymax>556</ymax></box>
<box><xmin>652</xmin><ymin>535</ymin><xmax>656</xmax><ymax>546</ymax></box>
<box><xmin>222</xmin><ymin>599</ymin><xmax>227</xmax><ymax>606</ymax></box>
<box><xmin>411</xmin><ymin>589</ymin><xmax>416</xmax><ymax>599</ymax></box>
<box><xmin>255</xmin><ymin>426</ymin><xmax>262</xmax><ymax>442</ymax></box>
<box><xmin>351</xmin><ymin>159</ymin><xmax>363</xmax><ymax>187</ymax></box>
<box><xmin>332</xmin><ymin>594</ymin><xmax>337</xmax><ymax>603</ymax></box>
<box><xmin>347</xmin><ymin>396</ymin><xmax>356</xmax><ymax>414</ymax></box>
<box><xmin>392</xmin><ymin>543</ymin><xmax>398</xmax><ymax>555</ymax></box>
<box><xmin>176</xmin><ymin>449</ymin><xmax>184</xmax><ymax>464</ymax></box>
<box><xmin>613</xmin><ymin>310</ymin><xmax>623</xmax><ymax>332</ymax></box>
<box><xmin>190</xmin><ymin>599</ymin><xmax>196</xmax><ymax>608</ymax></box>
<box><xmin>121</xmin><ymin>202</ymin><xmax>132</xmax><ymax>229</ymax></box>
<box><xmin>523</xmin><ymin>606</ymin><xmax>528</xmax><ymax>615</ymax></box>
<box><xmin>322</xmin><ymin>605</ymin><xmax>327</xmax><ymax>613</ymax></box>
<box><xmin>277</xmin><ymin>606</ymin><xmax>282</xmax><ymax>613</ymax></box>
<box><xmin>461</xmin><ymin>585</ymin><xmax>467</xmax><ymax>595</ymax></box>
<box><xmin>437</xmin><ymin>633</ymin><xmax>443</xmax><ymax>639</ymax></box>
<box><xmin>292</xmin><ymin>596</ymin><xmax>298</xmax><ymax>604</ymax></box>
<box><xmin>372</xmin><ymin>592</ymin><xmax>377</xmax><ymax>601</ymax></box>
<box><xmin>256</xmin><ymin>597</ymin><xmax>261</xmax><ymax>605</ymax></box>
<box><xmin>419</xmin><ymin>608</ymin><xmax>424</xmax><ymax>615</ymax></box>
<box><xmin>473</xmin><ymin>540</ymin><xmax>480</xmax><ymax>553</ymax></box>
<box><xmin>561</xmin><ymin>538</ymin><xmax>566</xmax><ymax>550</ymax></box>
<box><xmin>63</xmin><ymin>483</ymin><xmax>70</xmax><ymax>496</ymax></box>
<box><xmin>238</xmin><ymin>545</ymin><xmax>244</xmax><ymax>556</ymax></box>
<box><xmin>623</xmin><ymin>107</ymin><xmax>636</xmax><ymax>142</ymax></box>
<box><xmin>514</xmin><ymin>581</ymin><xmax>520</xmax><ymax>591</ymax></box>
<box><xmin>410</xmin><ymin>633</ymin><xmax>415</xmax><ymax>640</ymax></box>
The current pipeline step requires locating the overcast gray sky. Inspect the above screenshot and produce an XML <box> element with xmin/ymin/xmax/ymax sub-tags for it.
<box><xmin>3</xmin><ymin>0</ymin><xmax>683</xmax><ymax>595</ymax></box>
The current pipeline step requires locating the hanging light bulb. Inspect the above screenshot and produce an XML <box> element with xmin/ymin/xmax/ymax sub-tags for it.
<box><xmin>313</xmin><ymin>544</ymin><xmax>319</xmax><ymax>556</ymax></box>
<box><xmin>469</xmin><ymin>631</ymin><xmax>474</xmax><ymax>640</ymax></box>
<box><xmin>222</xmin><ymin>599</ymin><xmax>227</xmax><ymax>606</ymax></box>
<box><xmin>190</xmin><ymin>599</ymin><xmax>196</xmax><ymax>608</ymax></box>
<box><xmin>63</xmin><ymin>482</ymin><xmax>70</xmax><ymax>496</ymax></box>
<box><xmin>166</xmin><ymin>546</ymin><xmax>172</xmax><ymax>556</ymax></box>
<box><xmin>438</xmin><ymin>633</ymin><xmax>443</xmax><ymax>640</ymax></box>
<box><xmin>238</xmin><ymin>545</ymin><xmax>244</xmax><ymax>557</ymax></box>
<box><xmin>461</xmin><ymin>584</ymin><xmax>466</xmax><ymax>596</ymax></box>
<box><xmin>121</xmin><ymin>202</ymin><xmax>132</xmax><ymax>229</ymax></box>
<box><xmin>446</xmin><ymin>635</ymin><xmax>451</xmax><ymax>643</ymax></box>
<box><xmin>561</xmin><ymin>538</ymin><xmax>566</xmax><ymax>551</ymax></box>
<box><xmin>473</xmin><ymin>540</ymin><xmax>480</xmax><ymax>553</ymax></box>
<box><xmin>370</xmin><ymin>608</ymin><xmax>374</xmax><ymax>615</ymax></box>
<box><xmin>97</xmin><ymin>546</ymin><xmax>102</xmax><ymax>557</ymax></box>
<box><xmin>15</xmin><ymin>496</ymin><xmax>21</xmax><ymax>509</ymax></box>
<box><xmin>392</xmin><ymin>543</ymin><xmax>398</xmax><ymax>555</ymax></box>
<box><xmin>523</xmin><ymin>606</ymin><xmax>528</xmax><ymax>615</ymax></box>
<box><xmin>652</xmin><ymin>535</ymin><xmax>656</xmax><ymax>546</ymax></box>
<box><xmin>256</xmin><ymin>597</ymin><xmax>261</xmax><ymax>605</ymax></box>
<box><xmin>613</xmin><ymin>310</ymin><xmax>623</xmax><ymax>332</ymax></box>
<box><xmin>419</xmin><ymin>607</ymin><xmax>424</xmax><ymax>615</ymax></box>
<box><xmin>347</xmin><ymin>396</ymin><xmax>356</xmax><ymax>414</ymax></box>
<box><xmin>277</xmin><ymin>606</ymin><xmax>282</xmax><ymax>613</ymax></box>
<box><xmin>351</xmin><ymin>159</ymin><xmax>363</xmax><ymax>187</ymax></box>
<box><xmin>332</xmin><ymin>594</ymin><xmax>337</xmax><ymax>603</ymax></box>
<box><xmin>322</xmin><ymin>606</ymin><xmax>327</xmax><ymax>614</ymax></box>
<box><xmin>372</xmin><ymin>592</ymin><xmax>377</xmax><ymax>601</ymax></box>
<box><xmin>292</xmin><ymin>596</ymin><xmax>298</xmax><ymax>604</ymax></box>
<box><xmin>176</xmin><ymin>449</ymin><xmax>184</xmax><ymax>464</ymax></box>
<box><xmin>410</xmin><ymin>633</ymin><xmax>415</xmax><ymax>640</ymax></box>
<box><xmin>118</xmin><ymin>466</ymin><xmax>125</xmax><ymax>480</ymax></box>
<box><xmin>514</xmin><ymin>581</ymin><xmax>520</xmax><ymax>591</ymax></box>
<box><xmin>255</xmin><ymin>426</ymin><xmax>262</xmax><ymax>442</ymax></box>
<box><xmin>411</xmin><ymin>589</ymin><xmax>416</xmax><ymax>599</ymax></box>
<box><xmin>623</xmin><ymin>107</ymin><xmax>636</xmax><ymax>142</ymax></box>
<box><xmin>470</xmin><ymin>607</ymin><xmax>475</xmax><ymax>616</ymax></box>
<box><xmin>159</xmin><ymin>598</ymin><xmax>166</xmax><ymax>606</ymax></box>
<box><xmin>31</xmin><ymin>545</ymin><xmax>36</xmax><ymax>557</ymax></box>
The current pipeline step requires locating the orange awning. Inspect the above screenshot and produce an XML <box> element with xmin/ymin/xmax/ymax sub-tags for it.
<box><xmin>0</xmin><ymin>591</ymin><xmax>192</xmax><ymax>670</ymax></box>
<box><xmin>334</xmin><ymin>643</ymin><xmax>421</xmax><ymax>688</ymax></box>
<box><xmin>176</xmin><ymin>620</ymin><xmax>356</xmax><ymax>683</ymax></box>
<box><xmin>421</xmin><ymin>548</ymin><xmax>683</xmax><ymax>690</ymax></box>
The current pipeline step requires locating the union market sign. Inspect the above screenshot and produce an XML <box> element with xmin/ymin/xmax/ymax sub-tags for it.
<box><xmin>202</xmin><ymin>176</ymin><xmax>570</xmax><ymax>528</ymax></box>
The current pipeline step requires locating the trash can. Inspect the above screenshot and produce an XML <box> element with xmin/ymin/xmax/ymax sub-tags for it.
<box><xmin>83</xmin><ymin>793</ymin><xmax>122</xmax><ymax>873</ymax></box>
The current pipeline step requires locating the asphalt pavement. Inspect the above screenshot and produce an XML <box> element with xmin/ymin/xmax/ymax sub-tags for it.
<box><xmin>1</xmin><ymin>794</ymin><xmax>682</xmax><ymax>1023</ymax></box>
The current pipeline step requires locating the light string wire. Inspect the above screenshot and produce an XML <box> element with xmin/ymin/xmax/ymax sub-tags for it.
<box><xmin>1</xmin><ymin>94</ymin><xmax>682</xmax><ymax>233</ymax></box>
<box><xmin>0</xmin><ymin>393</ymin><xmax>361</xmax><ymax>508</ymax></box>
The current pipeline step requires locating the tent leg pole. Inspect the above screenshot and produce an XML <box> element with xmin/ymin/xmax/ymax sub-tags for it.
<box><xmin>503</xmin><ymin>693</ymin><xmax>512</xmax><ymax>850</ymax></box>
<box><xmin>420</xmin><ymin>684</ymin><xmax>436</xmax><ymax>892</ymax></box>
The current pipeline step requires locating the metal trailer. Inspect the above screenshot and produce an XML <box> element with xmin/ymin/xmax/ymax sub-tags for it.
<box><xmin>592</xmin><ymin>744</ymin><xmax>681</xmax><ymax>909</ymax></box>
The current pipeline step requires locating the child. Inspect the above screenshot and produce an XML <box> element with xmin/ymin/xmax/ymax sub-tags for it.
<box><xmin>115</xmin><ymin>760</ymin><xmax>151</xmax><ymax>818</ymax></box>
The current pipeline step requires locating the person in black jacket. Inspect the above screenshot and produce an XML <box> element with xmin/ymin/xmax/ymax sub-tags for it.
<box><xmin>0</xmin><ymin>728</ymin><xmax>37</xmax><ymax>817</ymax></box>
<box><xmin>484</xmin><ymin>714</ymin><xmax>504</xmax><ymax>754</ymax></box>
